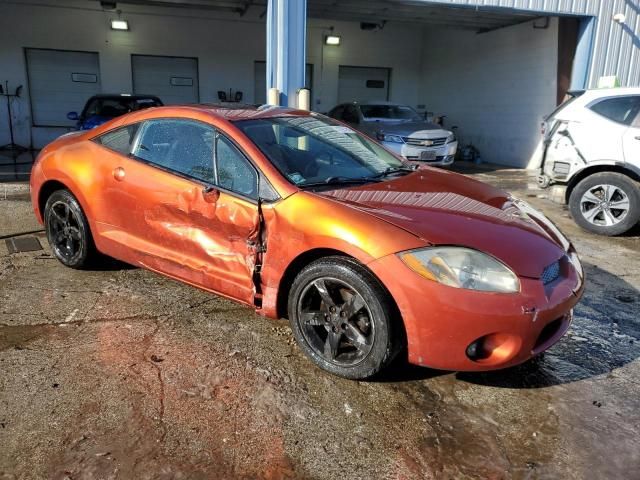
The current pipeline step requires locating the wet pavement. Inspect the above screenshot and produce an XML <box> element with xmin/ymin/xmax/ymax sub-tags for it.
<box><xmin>1</xmin><ymin>164</ymin><xmax>639</xmax><ymax>479</ymax></box>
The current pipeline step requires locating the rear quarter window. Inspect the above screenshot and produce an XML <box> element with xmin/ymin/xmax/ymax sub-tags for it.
<box><xmin>589</xmin><ymin>96</ymin><xmax>640</xmax><ymax>126</ymax></box>
<box><xmin>95</xmin><ymin>123</ymin><xmax>140</xmax><ymax>155</ymax></box>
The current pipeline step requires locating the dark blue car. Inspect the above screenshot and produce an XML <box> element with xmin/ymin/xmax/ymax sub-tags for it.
<box><xmin>67</xmin><ymin>94</ymin><xmax>163</xmax><ymax>130</ymax></box>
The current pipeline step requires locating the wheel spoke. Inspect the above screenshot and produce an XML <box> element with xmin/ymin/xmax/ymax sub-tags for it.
<box><xmin>63</xmin><ymin>204</ymin><xmax>71</xmax><ymax>223</ymax></box>
<box><xmin>65</xmin><ymin>237</ymin><xmax>74</xmax><ymax>252</ymax></box>
<box><xmin>341</xmin><ymin>293</ymin><xmax>365</xmax><ymax>320</ymax></box>
<box><xmin>54</xmin><ymin>232</ymin><xmax>66</xmax><ymax>245</ymax></box>
<box><xmin>301</xmin><ymin>311</ymin><xmax>326</xmax><ymax>326</ymax></box>
<box><xmin>68</xmin><ymin>227</ymin><xmax>82</xmax><ymax>241</ymax></box>
<box><xmin>583</xmin><ymin>206</ymin><xmax>602</xmax><ymax>223</ymax></box>
<box><xmin>51</xmin><ymin>208</ymin><xmax>66</xmax><ymax>226</ymax></box>
<box><xmin>602</xmin><ymin>208</ymin><xmax>616</xmax><ymax>226</ymax></box>
<box><xmin>582</xmin><ymin>191</ymin><xmax>601</xmax><ymax>205</ymax></box>
<box><xmin>609</xmin><ymin>198</ymin><xmax>630</xmax><ymax>211</ymax></box>
<box><xmin>343</xmin><ymin>321</ymin><xmax>369</xmax><ymax>346</ymax></box>
<box><xmin>313</xmin><ymin>279</ymin><xmax>336</xmax><ymax>308</ymax></box>
<box><xmin>323</xmin><ymin>331</ymin><xmax>341</xmax><ymax>360</ymax></box>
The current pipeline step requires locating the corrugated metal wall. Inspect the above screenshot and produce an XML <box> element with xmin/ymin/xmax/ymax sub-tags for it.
<box><xmin>418</xmin><ymin>0</ymin><xmax>640</xmax><ymax>87</ymax></box>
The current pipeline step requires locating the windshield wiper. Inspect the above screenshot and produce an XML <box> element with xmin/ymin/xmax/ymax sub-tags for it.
<box><xmin>299</xmin><ymin>176</ymin><xmax>381</xmax><ymax>188</ymax></box>
<box><xmin>371</xmin><ymin>166</ymin><xmax>417</xmax><ymax>179</ymax></box>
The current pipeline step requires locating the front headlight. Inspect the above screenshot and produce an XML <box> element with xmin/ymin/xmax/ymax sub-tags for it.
<box><xmin>376</xmin><ymin>133</ymin><xmax>404</xmax><ymax>143</ymax></box>
<box><xmin>399</xmin><ymin>247</ymin><xmax>520</xmax><ymax>293</ymax></box>
<box><xmin>446</xmin><ymin>133</ymin><xmax>456</xmax><ymax>144</ymax></box>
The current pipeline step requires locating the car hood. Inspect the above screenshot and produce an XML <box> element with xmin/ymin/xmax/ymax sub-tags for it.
<box><xmin>377</xmin><ymin>120</ymin><xmax>450</xmax><ymax>137</ymax></box>
<box><xmin>317</xmin><ymin>170</ymin><xmax>568</xmax><ymax>279</ymax></box>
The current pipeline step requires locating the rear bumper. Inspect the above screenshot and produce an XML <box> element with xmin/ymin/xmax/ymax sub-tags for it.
<box><xmin>368</xmin><ymin>252</ymin><xmax>584</xmax><ymax>371</ymax></box>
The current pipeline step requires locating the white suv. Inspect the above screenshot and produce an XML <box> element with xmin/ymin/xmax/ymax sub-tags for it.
<box><xmin>539</xmin><ymin>88</ymin><xmax>640</xmax><ymax>236</ymax></box>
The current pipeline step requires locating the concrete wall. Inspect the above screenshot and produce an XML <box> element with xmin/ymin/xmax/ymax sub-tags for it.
<box><xmin>419</xmin><ymin>18</ymin><xmax>559</xmax><ymax>167</ymax></box>
<box><xmin>307</xmin><ymin>19</ymin><xmax>424</xmax><ymax>113</ymax></box>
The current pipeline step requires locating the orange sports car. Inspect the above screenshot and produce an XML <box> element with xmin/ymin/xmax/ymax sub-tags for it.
<box><xmin>30</xmin><ymin>105</ymin><xmax>584</xmax><ymax>379</ymax></box>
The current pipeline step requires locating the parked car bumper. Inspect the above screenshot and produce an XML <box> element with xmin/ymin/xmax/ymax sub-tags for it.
<box><xmin>383</xmin><ymin>140</ymin><xmax>458</xmax><ymax>165</ymax></box>
<box><xmin>368</xmin><ymin>251</ymin><xmax>584</xmax><ymax>371</ymax></box>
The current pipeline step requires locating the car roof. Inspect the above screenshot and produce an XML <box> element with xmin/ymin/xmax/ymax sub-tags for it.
<box><xmin>93</xmin><ymin>104</ymin><xmax>314</xmax><ymax>127</ymax></box>
<box><xmin>581</xmin><ymin>87</ymin><xmax>640</xmax><ymax>99</ymax></box>
<box><xmin>164</xmin><ymin>104</ymin><xmax>313</xmax><ymax>121</ymax></box>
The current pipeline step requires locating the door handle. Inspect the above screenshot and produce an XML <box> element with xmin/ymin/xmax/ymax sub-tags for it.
<box><xmin>113</xmin><ymin>167</ymin><xmax>126</xmax><ymax>181</ymax></box>
<box><xmin>202</xmin><ymin>186</ymin><xmax>220</xmax><ymax>203</ymax></box>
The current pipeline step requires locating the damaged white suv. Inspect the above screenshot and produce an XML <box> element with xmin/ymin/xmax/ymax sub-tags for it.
<box><xmin>539</xmin><ymin>88</ymin><xmax>640</xmax><ymax>236</ymax></box>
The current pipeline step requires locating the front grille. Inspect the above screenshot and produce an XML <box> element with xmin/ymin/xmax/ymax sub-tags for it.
<box><xmin>405</xmin><ymin>155</ymin><xmax>451</xmax><ymax>162</ymax></box>
<box><xmin>541</xmin><ymin>261</ymin><xmax>560</xmax><ymax>285</ymax></box>
<box><xmin>403</xmin><ymin>136</ymin><xmax>447</xmax><ymax>147</ymax></box>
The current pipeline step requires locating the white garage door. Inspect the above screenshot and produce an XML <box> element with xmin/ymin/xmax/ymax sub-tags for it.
<box><xmin>254</xmin><ymin>61</ymin><xmax>313</xmax><ymax>105</ymax></box>
<box><xmin>132</xmin><ymin>55</ymin><xmax>199</xmax><ymax>105</ymax></box>
<box><xmin>337</xmin><ymin>66</ymin><xmax>390</xmax><ymax>104</ymax></box>
<box><xmin>25</xmin><ymin>48</ymin><xmax>101</xmax><ymax>127</ymax></box>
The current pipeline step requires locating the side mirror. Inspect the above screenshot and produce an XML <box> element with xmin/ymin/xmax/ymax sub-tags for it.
<box><xmin>202</xmin><ymin>186</ymin><xmax>220</xmax><ymax>204</ymax></box>
<box><xmin>67</xmin><ymin>112</ymin><xmax>79</xmax><ymax>121</ymax></box>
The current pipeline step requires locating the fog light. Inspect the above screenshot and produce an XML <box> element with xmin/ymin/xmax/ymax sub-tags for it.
<box><xmin>466</xmin><ymin>333</ymin><xmax>521</xmax><ymax>364</ymax></box>
<box><xmin>466</xmin><ymin>338</ymin><xmax>489</xmax><ymax>361</ymax></box>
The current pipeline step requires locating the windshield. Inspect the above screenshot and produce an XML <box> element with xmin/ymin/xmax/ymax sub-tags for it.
<box><xmin>235</xmin><ymin>115</ymin><xmax>406</xmax><ymax>187</ymax></box>
<box><xmin>84</xmin><ymin>97</ymin><xmax>162</xmax><ymax>118</ymax></box>
<box><xmin>359</xmin><ymin>104</ymin><xmax>421</xmax><ymax>121</ymax></box>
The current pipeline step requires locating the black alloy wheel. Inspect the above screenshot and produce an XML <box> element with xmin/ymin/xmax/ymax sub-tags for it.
<box><xmin>288</xmin><ymin>257</ymin><xmax>401</xmax><ymax>379</ymax></box>
<box><xmin>44</xmin><ymin>190</ymin><xmax>95</xmax><ymax>268</ymax></box>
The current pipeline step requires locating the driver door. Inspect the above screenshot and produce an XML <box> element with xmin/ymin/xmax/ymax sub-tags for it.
<box><xmin>103</xmin><ymin>118</ymin><xmax>260</xmax><ymax>304</ymax></box>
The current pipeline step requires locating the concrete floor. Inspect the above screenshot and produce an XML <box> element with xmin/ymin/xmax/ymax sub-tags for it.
<box><xmin>1</xmin><ymin>165</ymin><xmax>639</xmax><ymax>479</ymax></box>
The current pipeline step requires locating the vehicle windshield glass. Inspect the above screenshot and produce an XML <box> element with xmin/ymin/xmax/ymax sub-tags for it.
<box><xmin>84</xmin><ymin>97</ymin><xmax>162</xmax><ymax>118</ymax></box>
<box><xmin>235</xmin><ymin>115</ymin><xmax>406</xmax><ymax>187</ymax></box>
<box><xmin>359</xmin><ymin>105</ymin><xmax>421</xmax><ymax>121</ymax></box>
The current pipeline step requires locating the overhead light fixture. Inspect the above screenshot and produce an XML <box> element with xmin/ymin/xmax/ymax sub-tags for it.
<box><xmin>111</xmin><ymin>19</ymin><xmax>129</xmax><ymax>31</ymax></box>
<box><xmin>325</xmin><ymin>35</ymin><xmax>341</xmax><ymax>46</ymax></box>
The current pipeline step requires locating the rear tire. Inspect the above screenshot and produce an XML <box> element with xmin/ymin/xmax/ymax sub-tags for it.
<box><xmin>44</xmin><ymin>189</ymin><xmax>97</xmax><ymax>269</ymax></box>
<box><xmin>288</xmin><ymin>256</ymin><xmax>402</xmax><ymax>380</ymax></box>
<box><xmin>569</xmin><ymin>172</ymin><xmax>640</xmax><ymax>236</ymax></box>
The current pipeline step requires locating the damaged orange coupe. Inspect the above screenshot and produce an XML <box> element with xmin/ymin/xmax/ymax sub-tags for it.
<box><xmin>31</xmin><ymin>105</ymin><xmax>584</xmax><ymax>379</ymax></box>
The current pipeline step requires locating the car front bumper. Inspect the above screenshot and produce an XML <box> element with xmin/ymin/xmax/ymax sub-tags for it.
<box><xmin>382</xmin><ymin>140</ymin><xmax>458</xmax><ymax>166</ymax></box>
<box><xmin>367</xmin><ymin>252</ymin><xmax>584</xmax><ymax>371</ymax></box>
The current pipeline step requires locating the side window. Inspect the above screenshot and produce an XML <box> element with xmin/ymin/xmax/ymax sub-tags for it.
<box><xmin>216</xmin><ymin>135</ymin><xmax>258</xmax><ymax>200</ymax></box>
<box><xmin>95</xmin><ymin>123</ymin><xmax>140</xmax><ymax>155</ymax></box>
<box><xmin>132</xmin><ymin>119</ymin><xmax>215</xmax><ymax>183</ymax></box>
<box><xmin>589</xmin><ymin>96</ymin><xmax>640</xmax><ymax>126</ymax></box>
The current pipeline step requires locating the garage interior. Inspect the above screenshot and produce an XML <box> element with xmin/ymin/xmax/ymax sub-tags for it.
<box><xmin>0</xmin><ymin>0</ymin><xmax>582</xmax><ymax>168</ymax></box>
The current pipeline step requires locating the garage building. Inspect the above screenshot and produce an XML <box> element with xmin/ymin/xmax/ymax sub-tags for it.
<box><xmin>0</xmin><ymin>0</ymin><xmax>638</xmax><ymax>167</ymax></box>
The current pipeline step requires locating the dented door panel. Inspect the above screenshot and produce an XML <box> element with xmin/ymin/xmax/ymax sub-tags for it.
<box><xmin>100</xmin><ymin>158</ymin><xmax>260</xmax><ymax>305</ymax></box>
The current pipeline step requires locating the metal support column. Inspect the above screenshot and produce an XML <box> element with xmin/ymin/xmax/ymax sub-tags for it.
<box><xmin>266</xmin><ymin>0</ymin><xmax>307</xmax><ymax>107</ymax></box>
<box><xmin>571</xmin><ymin>16</ymin><xmax>596</xmax><ymax>90</ymax></box>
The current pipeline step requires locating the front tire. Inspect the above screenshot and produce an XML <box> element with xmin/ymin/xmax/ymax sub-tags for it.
<box><xmin>44</xmin><ymin>189</ymin><xmax>96</xmax><ymax>268</ymax></box>
<box><xmin>569</xmin><ymin>172</ymin><xmax>640</xmax><ymax>236</ymax></box>
<box><xmin>288</xmin><ymin>256</ymin><xmax>401</xmax><ymax>380</ymax></box>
